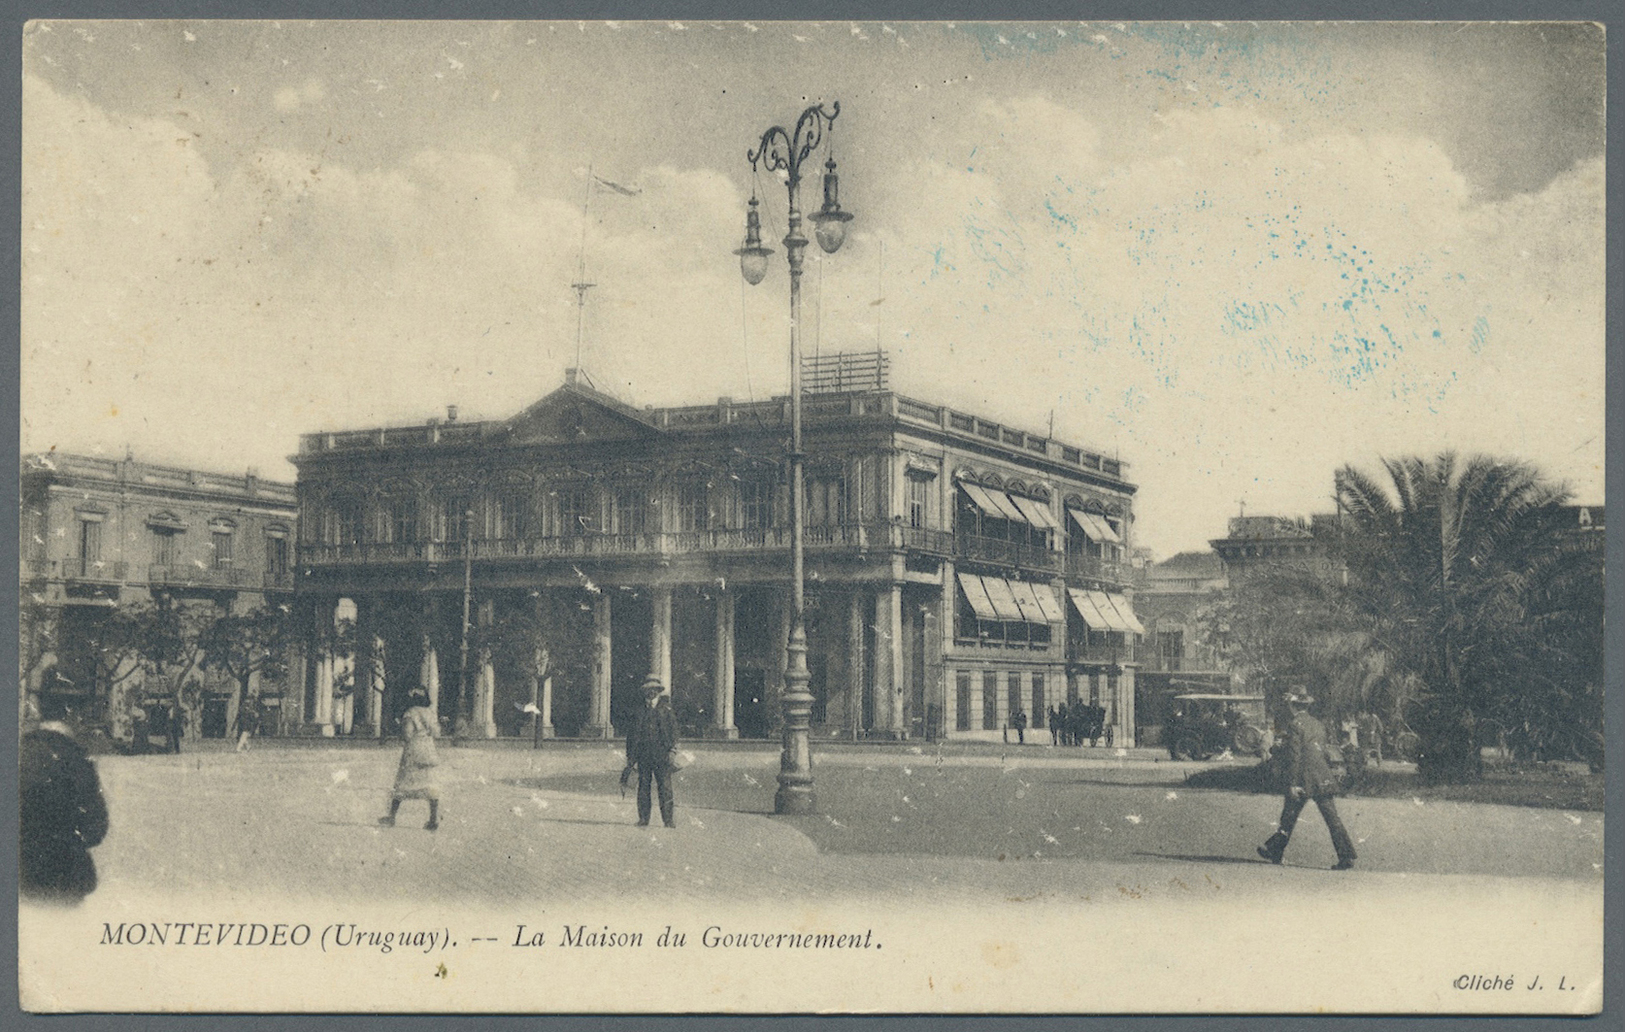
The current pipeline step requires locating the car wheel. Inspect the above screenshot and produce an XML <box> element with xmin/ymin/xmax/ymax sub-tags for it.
<box><xmin>1175</xmin><ymin>734</ymin><xmax>1204</xmax><ymax>762</ymax></box>
<box><xmin>1232</xmin><ymin>724</ymin><xmax>1264</xmax><ymax>756</ymax></box>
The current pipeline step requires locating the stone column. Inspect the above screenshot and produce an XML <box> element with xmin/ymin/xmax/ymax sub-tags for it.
<box><xmin>847</xmin><ymin>591</ymin><xmax>865</xmax><ymax>738</ymax></box>
<box><xmin>314</xmin><ymin>651</ymin><xmax>335</xmax><ymax>736</ymax></box>
<box><xmin>370</xmin><ymin>634</ymin><xmax>387</xmax><ymax>738</ymax></box>
<box><xmin>421</xmin><ymin>635</ymin><xmax>440</xmax><ymax>716</ymax></box>
<box><xmin>539</xmin><ymin>675</ymin><xmax>554</xmax><ymax>739</ymax></box>
<box><xmin>875</xmin><ymin>584</ymin><xmax>905</xmax><ymax>738</ymax></box>
<box><xmin>1117</xmin><ymin>667</ymin><xmax>1136</xmax><ymax>748</ymax></box>
<box><xmin>586</xmin><ymin>591</ymin><xmax>613</xmax><ymax>738</ymax></box>
<box><xmin>650</xmin><ymin>586</ymin><xmax>673</xmax><ymax>691</ymax></box>
<box><xmin>475</xmin><ymin>647</ymin><xmax>497</xmax><ymax>738</ymax></box>
<box><xmin>712</xmin><ymin>588</ymin><xmax>737</xmax><ymax>738</ymax></box>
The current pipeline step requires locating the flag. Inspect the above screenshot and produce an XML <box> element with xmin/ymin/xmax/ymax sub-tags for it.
<box><xmin>593</xmin><ymin>175</ymin><xmax>642</xmax><ymax>196</ymax></box>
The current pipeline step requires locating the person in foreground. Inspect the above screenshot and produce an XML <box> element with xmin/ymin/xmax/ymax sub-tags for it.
<box><xmin>624</xmin><ymin>674</ymin><xmax>678</xmax><ymax>828</ymax></box>
<box><xmin>380</xmin><ymin>689</ymin><xmax>441</xmax><ymax>831</ymax></box>
<box><xmin>21</xmin><ymin>697</ymin><xmax>110</xmax><ymax>905</ymax></box>
<box><xmin>1257</xmin><ymin>689</ymin><xmax>1357</xmax><ymax>870</ymax></box>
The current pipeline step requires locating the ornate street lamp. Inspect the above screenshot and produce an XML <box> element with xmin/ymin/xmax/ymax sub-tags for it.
<box><xmin>737</xmin><ymin>102</ymin><xmax>853</xmax><ymax>815</ymax></box>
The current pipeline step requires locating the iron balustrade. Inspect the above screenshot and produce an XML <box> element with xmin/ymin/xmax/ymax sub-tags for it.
<box><xmin>1064</xmin><ymin>552</ymin><xmax>1127</xmax><ymax>585</ymax></box>
<box><xmin>297</xmin><ymin>522</ymin><xmax>961</xmax><ymax>565</ymax></box>
<box><xmin>954</xmin><ymin>532</ymin><xmax>1062</xmax><ymax>572</ymax></box>
<box><xmin>23</xmin><ymin>558</ymin><xmax>129</xmax><ymax>582</ymax></box>
<box><xmin>147</xmin><ymin>564</ymin><xmax>252</xmax><ymax>588</ymax></box>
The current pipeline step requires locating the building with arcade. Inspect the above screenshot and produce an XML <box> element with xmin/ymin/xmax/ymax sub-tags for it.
<box><xmin>288</xmin><ymin>357</ymin><xmax>1144</xmax><ymax>743</ymax></box>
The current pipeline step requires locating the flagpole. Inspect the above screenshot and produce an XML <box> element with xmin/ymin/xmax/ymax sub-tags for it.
<box><xmin>573</xmin><ymin>162</ymin><xmax>595</xmax><ymax>369</ymax></box>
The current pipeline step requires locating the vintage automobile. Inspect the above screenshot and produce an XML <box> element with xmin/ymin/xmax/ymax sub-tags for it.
<box><xmin>1165</xmin><ymin>693</ymin><xmax>1272</xmax><ymax>761</ymax></box>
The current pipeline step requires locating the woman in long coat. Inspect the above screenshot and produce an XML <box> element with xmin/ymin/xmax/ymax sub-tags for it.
<box><xmin>380</xmin><ymin>690</ymin><xmax>441</xmax><ymax>831</ymax></box>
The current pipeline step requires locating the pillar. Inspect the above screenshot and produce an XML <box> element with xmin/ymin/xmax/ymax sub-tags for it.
<box><xmin>586</xmin><ymin>591</ymin><xmax>613</xmax><ymax>738</ymax></box>
<box><xmin>539</xmin><ymin>675</ymin><xmax>554</xmax><ymax>739</ymax></box>
<box><xmin>314</xmin><ymin>651</ymin><xmax>335</xmax><ymax>735</ymax></box>
<box><xmin>650</xmin><ymin>586</ymin><xmax>672</xmax><ymax>691</ymax></box>
<box><xmin>370</xmin><ymin>635</ymin><xmax>387</xmax><ymax>739</ymax></box>
<box><xmin>421</xmin><ymin>635</ymin><xmax>440</xmax><ymax>716</ymax></box>
<box><xmin>875</xmin><ymin>584</ymin><xmax>905</xmax><ymax>738</ymax></box>
<box><xmin>1118</xmin><ymin>667</ymin><xmax>1136</xmax><ymax>748</ymax></box>
<box><xmin>531</xmin><ymin>595</ymin><xmax>553</xmax><ymax>740</ymax></box>
<box><xmin>847</xmin><ymin>591</ymin><xmax>865</xmax><ymax>738</ymax></box>
<box><xmin>712</xmin><ymin>588</ymin><xmax>737</xmax><ymax>738</ymax></box>
<box><xmin>475</xmin><ymin>647</ymin><xmax>497</xmax><ymax>738</ymax></box>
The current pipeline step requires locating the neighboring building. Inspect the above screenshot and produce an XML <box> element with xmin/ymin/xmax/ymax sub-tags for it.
<box><xmin>1208</xmin><ymin>514</ymin><xmax>1336</xmax><ymax>581</ymax></box>
<box><xmin>19</xmin><ymin>453</ymin><xmax>298</xmax><ymax>740</ymax></box>
<box><xmin>1135</xmin><ymin>550</ymin><xmax>1228</xmax><ymax>675</ymax></box>
<box><xmin>1131</xmin><ymin>549</ymin><xmax>1231</xmax><ymax>746</ymax></box>
<box><xmin>290</xmin><ymin>360</ymin><xmax>1145</xmax><ymax>743</ymax></box>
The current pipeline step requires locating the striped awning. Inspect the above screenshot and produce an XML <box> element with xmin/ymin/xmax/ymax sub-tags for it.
<box><xmin>978</xmin><ymin>575</ymin><xmax>1028</xmax><ymax>622</ymax></box>
<box><xmin>1010</xmin><ymin>494</ymin><xmax>1060</xmax><ymax>530</ymax></box>
<box><xmin>1068</xmin><ymin>588</ymin><xmax>1144</xmax><ymax>635</ymax></box>
<box><xmin>961</xmin><ymin>483</ymin><xmax>1031</xmax><ymax>524</ymax></box>
<box><xmin>1067</xmin><ymin>509</ymin><xmax>1122</xmax><ymax>544</ymax></box>
<box><xmin>956</xmin><ymin>573</ymin><xmax>999</xmax><ymax>621</ymax></box>
<box><xmin>959</xmin><ymin>573</ymin><xmax>1062</xmax><ymax>626</ymax></box>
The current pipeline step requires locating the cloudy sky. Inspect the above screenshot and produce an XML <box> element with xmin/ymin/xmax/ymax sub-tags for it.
<box><xmin>21</xmin><ymin>20</ymin><xmax>1605</xmax><ymax>557</ymax></box>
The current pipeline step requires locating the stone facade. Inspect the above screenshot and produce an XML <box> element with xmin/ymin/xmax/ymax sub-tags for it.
<box><xmin>19</xmin><ymin>452</ymin><xmax>298</xmax><ymax>740</ymax></box>
<box><xmin>291</xmin><ymin>370</ymin><xmax>1143</xmax><ymax>743</ymax></box>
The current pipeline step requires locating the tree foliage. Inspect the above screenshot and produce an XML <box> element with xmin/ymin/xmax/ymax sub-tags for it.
<box><xmin>1331</xmin><ymin>453</ymin><xmax>1584</xmax><ymax>781</ymax></box>
<box><xmin>199</xmin><ymin>603</ymin><xmax>294</xmax><ymax>698</ymax></box>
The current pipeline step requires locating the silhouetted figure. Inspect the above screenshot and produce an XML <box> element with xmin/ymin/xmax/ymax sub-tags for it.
<box><xmin>21</xmin><ymin>698</ymin><xmax>109</xmax><ymax>906</ymax></box>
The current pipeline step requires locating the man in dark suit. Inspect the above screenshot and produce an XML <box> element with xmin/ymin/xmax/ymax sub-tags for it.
<box><xmin>625</xmin><ymin>674</ymin><xmax>679</xmax><ymax>828</ymax></box>
<box><xmin>1258</xmin><ymin>690</ymin><xmax>1357</xmax><ymax>870</ymax></box>
<box><xmin>21</xmin><ymin>697</ymin><xmax>110</xmax><ymax>905</ymax></box>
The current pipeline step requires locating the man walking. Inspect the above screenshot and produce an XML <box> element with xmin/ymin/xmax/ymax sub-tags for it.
<box><xmin>625</xmin><ymin>675</ymin><xmax>679</xmax><ymax>828</ymax></box>
<box><xmin>1258</xmin><ymin>690</ymin><xmax>1357</xmax><ymax>870</ymax></box>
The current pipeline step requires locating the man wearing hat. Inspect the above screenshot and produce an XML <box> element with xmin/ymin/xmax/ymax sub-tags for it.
<box><xmin>1257</xmin><ymin>689</ymin><xmax>1357</xmax><ymax>870</ymax></box>
<box><xmin>624</xmin><ymin>674</ymin><xmax>679</xmax><ymax>828</ymax></box>
<box><xmin>21</xmin><ymin>697</ymin><xmax>110</xmax><ymax>904</ymax></box>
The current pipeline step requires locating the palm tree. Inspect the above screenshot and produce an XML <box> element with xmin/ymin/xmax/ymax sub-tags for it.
<box><xmin>1331</xmin><ymin>453</ymin><xmax>1570</xmax><ymax>781</ymax></box>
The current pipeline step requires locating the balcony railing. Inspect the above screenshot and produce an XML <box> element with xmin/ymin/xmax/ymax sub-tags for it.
<box><xmin>954</xmin><ymin>532</ymin><xmax>1061</xmax><ymax>573</ymax></box>
<box><xmin>23</xmin><ymin>558</ymin><xmax>128</xmax><ymax>583</ymax></box>
<box><xmin>301</xmin><ymin>523</ymin><xmax>918</xmax><ymax>566</ymax></box>
<box><xmin>148</xmin><ymin>564</ymin><xmax>254</xmax><ymax>588</ymax></box>
<box><xmin>1065</xmin><ymin>552</ymin><xmax>1127</xmax><ymax>585</ymax></box>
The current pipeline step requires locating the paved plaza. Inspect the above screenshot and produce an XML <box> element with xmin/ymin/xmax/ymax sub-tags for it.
<box><xmin>84</xmin><ymin>741</ymin><xmax>1602</xmax><ymax>904</ymax></box>
<box><xmin>21</xmin><ymin>741</ymin><xmax>1605</xmax><ymax>1014</ymax></box>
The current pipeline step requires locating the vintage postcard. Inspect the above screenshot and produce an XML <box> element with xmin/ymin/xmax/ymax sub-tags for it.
<box><xmin>18</xmin><ymin>20</ymin><xmax>1605</xmax><ymax>1013</ymax></box>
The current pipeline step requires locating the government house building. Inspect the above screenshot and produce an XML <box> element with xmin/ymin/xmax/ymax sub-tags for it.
<box><xmin>290</xmin><ymin>358</ymin><xmax>1144</xmax><ymax>743</ymax></box>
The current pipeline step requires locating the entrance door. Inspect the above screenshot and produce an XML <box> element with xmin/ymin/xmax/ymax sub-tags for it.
<box><xmin>734</xmin><ymin>669</ymin><xmax>770</xmax><ymax>739</ymax></box>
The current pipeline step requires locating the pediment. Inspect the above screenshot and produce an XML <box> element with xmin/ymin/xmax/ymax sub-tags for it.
<box><xmin>505</xmin><ymin>385</ymin><xmax>665</xmax><ymax>446</ymax></box>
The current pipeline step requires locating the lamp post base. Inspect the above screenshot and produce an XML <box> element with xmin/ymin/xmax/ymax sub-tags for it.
<box><xmin>774</xmin><ymin>781</ymin><xmax>817</xmax><ymax>815</ymax></box>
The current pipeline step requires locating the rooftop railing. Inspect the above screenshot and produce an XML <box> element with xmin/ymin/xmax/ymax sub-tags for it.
<box><xmin>296</xmin><ymin>391</ymin><xmax>1129</xmax><ymax>482</ymax></box>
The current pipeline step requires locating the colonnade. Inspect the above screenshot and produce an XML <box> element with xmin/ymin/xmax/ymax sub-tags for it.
<box><xmin>297</xmin><ymin>581</ymin><xmax>921</xmax><ymax>740</ymax></box>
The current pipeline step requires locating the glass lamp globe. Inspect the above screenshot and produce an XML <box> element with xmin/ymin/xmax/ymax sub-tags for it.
<box><xmin>733</xmin><ymin>196</ymin><xmax>774</xmax><ymax>285</ymax></box>
<box><xmin>810</xmin><ymin>156</ymin><xmax>854</xmax><ymax>254</ymax></box>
